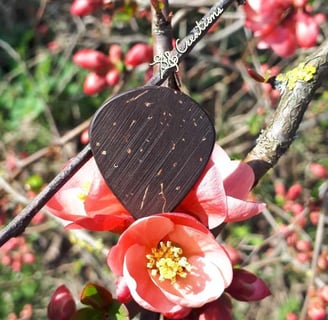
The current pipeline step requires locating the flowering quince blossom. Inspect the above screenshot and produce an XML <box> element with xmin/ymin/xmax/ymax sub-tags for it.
<box><xmin>244</xmin><ymin>0</ymin><xmax>325</xmax><ymax>57</ymax></box>
<box><xmin>46</xmin><ymin>157</ymin><xmax>134</xmax><ymax>233</ymax></box>
<box><xmin>107</xmin><ymin>213</ymin><xmax>233</xmax><ymax>316</ymax></box>
<box><xmin>176</xmin><ymin>144</ymin><xmax>265</xmax><ymax>229</ymax></box>
<box><xmin>46</xmin><ymin>144</ymin><xmax>264</xmax><ymax>233</ymax></box>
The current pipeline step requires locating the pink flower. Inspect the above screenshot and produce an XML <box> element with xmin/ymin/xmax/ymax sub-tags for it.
<box><xmin>47</xmin><ymin>144</ymin><xmax>263</xmax><ymax>233</ymax></box>
<box><xmin>46</xmin><ymin>158</ymin><xmax>134</xmax><ymax>233</ymax></box>
<box><xmin>177</xmin><ymin>144</ymin><xmax>265</xmax><ymax>229</ymax></box>
<box><xmin>107</xmin><ymin>213</ymin><xmax>233</xmax><ymax>315</ymax></box>
<box><xmin>47</xmin><ymin>144</ymin><xmax>264</xmax><ymax>232</ymax></box>
<box><xmin>225</xmin><ymin>268</ymin><xmax>271</xmax><ymax>301</ymax></box>
<box><xmin>244</xmin><ymin>0</ymin><xmax>324</xmax><ymax>57</ymax></box>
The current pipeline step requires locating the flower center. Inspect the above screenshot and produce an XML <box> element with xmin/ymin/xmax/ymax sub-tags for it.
<box><xmin>77</xmin><ymin>181</ymin><xmax>91</xmax><ymax>201</ymax></box>
<box><xmin>146</xmin><ymin>241</ymin><xmax>191</xmax><ymax>284</ymax></box>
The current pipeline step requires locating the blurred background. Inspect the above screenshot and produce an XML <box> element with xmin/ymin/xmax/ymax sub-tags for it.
<box><xmin>0</xmin><ymin>0</ymin><xmax>328</xmax><ymax>319</ymax></box>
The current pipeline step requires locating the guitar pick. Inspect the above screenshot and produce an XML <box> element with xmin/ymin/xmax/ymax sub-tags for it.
<box><xmin>89</xmin><ymin>86</ymin><xmax>215</xmax><ymax>219</ymax></box>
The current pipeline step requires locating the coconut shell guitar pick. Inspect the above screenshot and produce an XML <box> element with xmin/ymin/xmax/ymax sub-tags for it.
<box><xmin>89</xmin><ymin>86</ymin><xmax>215</xmax><ymax>219</ymax></box>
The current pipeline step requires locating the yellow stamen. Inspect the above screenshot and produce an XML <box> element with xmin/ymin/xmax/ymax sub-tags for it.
<box><xmin>77</xmin><ymin>181</ymin><xmax>91</xmax><ymax>201</ymax></box>
<box><xmin>146</xmin><ymin>241</ymin><xmax>191</xmax><ymax>284</ymax></box>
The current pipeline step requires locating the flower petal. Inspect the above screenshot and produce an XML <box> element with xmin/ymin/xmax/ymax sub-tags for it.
<box><xmin>167</xmin><ymin>225</ymin><xmax>232</xmax><ymax>283</ymax></box>
<box><xmin>225</xmin><ymin>196</ymin><xmax>265</xmax><ymax>222</ymax></box>
<box><xmin>84</xmin><ymin>168</ymin><xmax>128</xmax><ymax>216</ymax></box>
<box><xmin>222</xmin><ymin>161</ymin><xmax>255</xmax><ymax>199</ymax></box>
<box><xmin>123</xmin><ymin>244</ymin><xmax>183</xmax><ymax>314</ymax></box>
<box><xmin>46</xmin><ymin>188</ymin><xmax>87</xmax><ymax>220</ymax></box>
<box><xmin>210</xmin><ymin>144</ymin><xmax>231</xmax><ymax>165</ymax></box>
<box><xmin>149</xmin><ymin>224</ymin><xmax>233</xmax><ymax>307</ymax></box>
<box><xmin>65</xmin><ymin>213</ymin><xmax>134</xmax><ymax>233</ymax></box>
<box><xmin>152</xmin><ymin>256</ymin><xmax>228</xmax><ymax>308</ymax></box>
<box><xmin>177</xmin><ymin>159</ymin><xmax>227</xmax><ymax>228</ymax></box>
<box><xmin>107</xmin><ymin>216</ymin><xmax>174</xmax><ymax>275</ymax></box>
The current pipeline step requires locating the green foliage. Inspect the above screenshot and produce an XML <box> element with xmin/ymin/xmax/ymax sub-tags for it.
<box><xmin>247</xmin><ymin>113</ymin><xmax>264</xmax><ymax>135</ymax></box>
<box><xmin>0</xmin><ymin>263</ymin><xmax>46</xmax><ymax>319</ymax></box>
<box><xmin>74</xmin><ymin>283</ymin><xmax>129</xmax><ymax>320</ymax></box>
<box><xmin>0</xmin><ymin>0</ymin><xmax>328</xmax><ymax>319</ymax></box>
<box><xmin>275</xmin><ymin>297</ymin><xmax>301</xmax><ymax>320</ymax></box>
<box><xmin>71</xmin><ymin>308</ymin><xmax>105</xmax><ymax>320</ymax></box>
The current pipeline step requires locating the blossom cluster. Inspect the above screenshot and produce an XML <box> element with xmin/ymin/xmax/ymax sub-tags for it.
<box><xmin>73</xmin><ymin>43</ymin><xmax>153</xmax><ymax>95</ymax></box>
<box><xmin>244</xmin><ymin>0</ymin><xmax>326</xmax><ymax>57</ymax></box>
<box><xmin>46</xmin><ymin>144</ymin><xmax>269</xmax><ymax>318</ymax></box>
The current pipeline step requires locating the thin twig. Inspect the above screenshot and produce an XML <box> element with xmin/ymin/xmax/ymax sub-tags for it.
<box><xmin>150</xmin><ymin>0</ymin><xmax>178</xmax><ymax>88</ymax></box>
<box><xmin>0</xmin><ymin>145</ymin><xmax>92</xmax><ymax>246</ymax></box>
<box><xmin>146</xmin><ymin>0</ymin><xmax>239</xmax><ymax>86</ymax></box>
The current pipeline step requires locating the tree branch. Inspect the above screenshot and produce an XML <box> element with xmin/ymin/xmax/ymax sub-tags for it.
<box><xmin>245</xmin><ymin>39</ymin><xmax>328</xmax><ymax>184</ymax></box>
<box><xmin>150</xmin><ymin>0</ymin><xmax>178</xmax><ymax>88</ymax></box>
<box><xmin>0</xmin><ymin>146</ymin><xmax>93</xmax><ymax>246</ymax></box>
<box><xmin>146</xmin><ymin>0</ymin><xmax>239</xmax><ymax>86</ymax></box>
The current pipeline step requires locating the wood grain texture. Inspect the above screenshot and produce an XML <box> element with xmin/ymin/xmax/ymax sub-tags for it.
<box><xmin>89</xmin><ymin>86</ymin><xmax>215</xmax><ymax>219</ymax></box>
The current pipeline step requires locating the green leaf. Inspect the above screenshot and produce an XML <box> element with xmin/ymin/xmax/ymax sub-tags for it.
<box><xmin>70</xmin><ymin>307</ymin><xmax>105</xmax><ymax>320</ymax></box>
<box><xmin>80</xmin><ymin>283</ymin><xmax>113</xmax><ymax>310</ymax></box>
<box><xmin>107</xmin><ymin>299</ymin><xmax>129</xmax><ymax>320</ymax></box>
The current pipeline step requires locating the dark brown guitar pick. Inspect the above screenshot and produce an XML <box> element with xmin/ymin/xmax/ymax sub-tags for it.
<box><xmin>89</xmin><ymin>86</ymin><xmax>215</xmax><ymax>219</ymax></box>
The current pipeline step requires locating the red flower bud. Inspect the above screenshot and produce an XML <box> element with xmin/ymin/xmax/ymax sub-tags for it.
<box><xmin>295</xmin><ymin>239</ymin><xmax>312</xmax><ymax>252</ymax></box>
<box><xmin>195</xmin><ymin>294</ymin><xmax>233</xmax><ymax>320</ymax></box>
<box><xmin>105</xmin><ymin>69</ymin><xmax>120</xmax><ymax>86</ymax></box>
<box><xmin>70</xmin><ymin>0</ymin><xmax>102</xmax><ymax>16</ymax></box>
<box><xmin>109</xmin><ymin>44</ymin><xmax>123</xmax><ymax>64</ymax></box>
<box><xmin>317</xmin><ymin>252</ymin><xmax>328</xmax><ymax>271</ymax></box>
<box><xmin>274</xmin><ymin>182</ymin><xmax>286</xmax><ymax>197</ymax></box>
<box><xmin>47</xmin><ymin>285</ymin><xmax>76</xmax><ymax>320</ymax></box>
<box><xmin>247</xmin><ymin>68</ymin><xmax>265</xmax><ymax>83</ymax></box>
<box><xmin>286</xmin><ymin>312</ymin><xmax>298</xmax><ymax>320</ymax></box>
<box><xmin>318</xmin><ymin>285</ymin><xmax>328</xmax><ymax>304</ymax></box>
<box><xmin>80</xmin><ymin>129</ymin><xmax>89</xmax><ymax>145</ymax></box>
<box><xmin>286</xmin><ymin>184</ymin><xmax>302</xmax><ymax>201</ymax></box>
<box><xmin>296</xmin><ymin>251</ymin><xmax>311</xmax><ymax>263</ymax></box>
<box><xmin>125</xmin><ymin>43</ymin><xmax>153</xmax><ymax>67</ymax></box>
<box><xmin>226</xmin><ymin>269</ymin><xmax>271</xmax><ymax>301</ymax></box>
<box><xmin>310</xmin><ymin>163</ymin><xmax>328</xmax><ymax>179</ymax></box>
<box><xmin>289</xmin><ymin>203</ymin><xmax>304</xmax><ymax>216</ymax></box>
<box><xmin>115</xmin><ymin>277</ymin><xmax>132</xmax><ymax>304</ymax></box>
<box><xmin>83</xmin><ymin>72</ymin><xmax>107</xmax><ymax>95</ymax></box>
<box><xmin>73</xmin><ymin>49</ymin><xmax>111</xmax><ymax>74</ymax></box>
<box><xmin>307</xmin><ymin>297</ymin><xmax>327</xmax><ymax>320</ymax></box>
<box><xmin>309</xmin><ymin>210</ymin><xmax>320</xmax><ymax>225</ymax></box>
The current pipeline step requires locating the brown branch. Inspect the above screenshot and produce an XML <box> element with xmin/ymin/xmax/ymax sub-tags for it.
<box><xmin>150</xmin><ymin>0</ymin><xmax>178</xmax><ymax>88</ymax></box>
<box><xmin>0</xmin><ymin>145</ymin><xmax>93</xmax><ymax>246</ymax></box>
<box><xmin>146</xmin><ymin>0</ymin><xmax>239</xmax><ymax>86</ymax></box>
<box><xmin>244</xmin><ymin>39</ymin><xmax>328</xmax><ymax>184</ymax></box>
